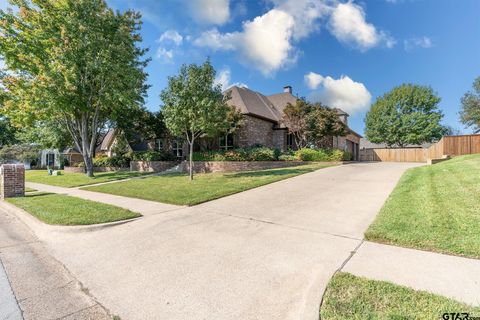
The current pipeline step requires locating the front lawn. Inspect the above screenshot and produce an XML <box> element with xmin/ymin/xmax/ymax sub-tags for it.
<box><xmin>321</xmin><ymin>272</ymin><xmax>480</xmax><ymax>320</ymax></box>
<box><xmin>83</xmin><ymin>163</ymin><xmax>334</xmax><ymax>205</ymax></box>
<box><xmin>7</xmin><ymin>192</ymin><xmax>141</xmax><ymax>225</ymax></box>
<box><xmin>26</xmin><ymin>170</ymin><xmax>153</xmax><ymax>188</ymax></box>
<box><xmin>365</xmin><ymin>154</ymin><xmax>480</xmax><ymax>258</ymax></box>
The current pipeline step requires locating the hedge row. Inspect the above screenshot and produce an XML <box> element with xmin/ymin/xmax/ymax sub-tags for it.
<box><xmin>192</xmin><ymin>147</ymin><xmax>352</xmax><ymax>162</ymax></box>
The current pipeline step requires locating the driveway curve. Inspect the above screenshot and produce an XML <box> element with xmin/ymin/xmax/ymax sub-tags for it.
<box><xmin>27</xmin><ymin>162</ymin><xmax>420</xmax><ymax>320</ymax></box>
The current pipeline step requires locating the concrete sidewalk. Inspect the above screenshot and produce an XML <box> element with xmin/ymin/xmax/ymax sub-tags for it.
<box><xmin>0</xmin><ymin>207</ymin><xmax>111</xmax><ymax>320</ymax></box>
<box><xmin>342</xmin><ymin>241</ymin><xmax>480</xmax><ymax>306</ymax></box>
<box><xmin>27</xmin><ymin>182</ymin><xmax>183</xmax><ymax>216</ymax></box>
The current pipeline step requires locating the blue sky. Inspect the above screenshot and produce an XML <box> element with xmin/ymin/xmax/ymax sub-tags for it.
<box><xmin>8</xmin><ymin>0</ymin><xmax>479</xmax><ymax>135</ymax></box>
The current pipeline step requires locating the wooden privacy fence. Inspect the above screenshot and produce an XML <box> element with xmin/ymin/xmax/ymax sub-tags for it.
<box><xmin>359</xmin><ymin>134</ymin><xmax>480</xmax><ymax>163</ymax></box>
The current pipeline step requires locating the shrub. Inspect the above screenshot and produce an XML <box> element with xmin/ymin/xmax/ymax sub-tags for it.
<box><xmin>192</xmin><ymin>147</ymin><xmax>278</xmax><ymax>161</ymax></box>
<box><xmin>92</xmin><ymin>154</ymin><xmax>130</xmax><ymax>167</ymax></box>
<box><xmin>131</xmin><ymin>150</ymin><xmax>177</xmax><ymax>161</ymax></box>
<box><xmin>294</xmin><ymin>148</ymin><xmax>347</xmax><ymax>161</ymax></box>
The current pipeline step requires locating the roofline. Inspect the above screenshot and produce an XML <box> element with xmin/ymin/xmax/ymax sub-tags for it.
<box><xmin>347</xmin><ymin>127</ymin><xmax>363</xmax><ymax>138</ymax></box>
<box><xmin>244</xmin><ymin>113</ymin><xmax>279</xmax><ymax>124</ymax></box>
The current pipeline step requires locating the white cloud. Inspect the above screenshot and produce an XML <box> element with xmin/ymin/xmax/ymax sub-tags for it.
<box><xmin>189</xmin><ymin>0</ymin><xmax>230</xmax><ymax>25</ymax></box>
<box><xmin>404</xmin><ymin>36</ymin><xmax>432</xmax><ymax>51</ymax></box>
<box><xmin>268</xmin><ymin>0</ymin><xmax>330</xmax><ymax>40</ymax></box>
<box><xmin>214</xmin><ymin>68</ymin><xmax>248</xmax><ymax>90</ymax></box>
<box><xmin>328</xmin><ymin>2</ymin><xmax>394</xmax><ymax>51</ymax></box>
<box><xmin>193</xmin><ymin>28</ymin><xmax>237</xmax><ymax>50</ymax></box>
<box><xmin>158</xmin><ymin>30</ymin><xmax>183</xmax><ymax>46</ymax></box>
<box><xmin>307</xmin><ymin>73</ymin><xmax>371</xmax><ymax>114</ymax></box>
<box><xmin>194</xmin><ymin>9</ymin><xmax>296</xmax><ymax>76</ymax></box>
<box><xmin>304</xmin><ymin>72</ymin><xmax>324</xmax><ymax>89</ymax></box>
<box><xmin>156</xmin><ymin>47</ymin><xmax>174</xmax><ymax>63</ymax></box>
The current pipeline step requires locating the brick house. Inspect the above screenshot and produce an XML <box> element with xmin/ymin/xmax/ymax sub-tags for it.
<box><xmin>99</xmin><ymin>85</ymin><xmax>362</xmax><ymax>160</ymax></box>
<box><xmin>216</xmin><ymin>85</ymin><xmax>362</xmax><ymax>159</ymax></box>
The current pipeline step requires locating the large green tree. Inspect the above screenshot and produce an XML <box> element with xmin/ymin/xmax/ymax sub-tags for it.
<box><xmin>161</xmin><ymin>60</ymin><xmax>230</xmax><ymax>180</ymax></box>
<box><xmin>460</xmin><ymin>77</ymin><xmax>480</xmax><ymax>133</ymax></box>
<box><xmin>0</xmin><ymin>116</ymin><xmax>17</xmax><ymax>147</ymax></box>
<box><xmin>365</xmin><ymin>84</ymin><xmax>446</xmax><ymax>147</ymax></box>
<box><xmin>282</xmin><ymin>100</ymin><xmax>346</xmax><ymax>148</ymax></box>
<box><xmin>0</xmin><ymin>0</ymin><xmax>149</xmax><ymax>176</ymax></box>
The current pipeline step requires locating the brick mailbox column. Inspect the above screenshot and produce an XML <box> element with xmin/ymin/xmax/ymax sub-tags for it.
<box><xmin>0</xmin><ymin>164</ymin><xmax>25</xmax><ymax>199</ymax></box>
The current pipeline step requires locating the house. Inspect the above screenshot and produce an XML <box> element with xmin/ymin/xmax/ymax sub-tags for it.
<box><xmin>38</xmin><ymin>148</ymin><xmax>83</xmax><ymax>168</ymax></box>
<box><xmin>220</xmin><ymin>85</ymin><xmax>362</xmax><ymax>159</ymax></box>
<box><xmin>99</xmin><ymin>85</ymin><xmax>362</xmax><ymax>160</ymax></box>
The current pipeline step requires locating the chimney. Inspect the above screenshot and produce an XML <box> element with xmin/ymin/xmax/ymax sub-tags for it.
<box><xmin>283</xmin><ymin>85</ymin><xmax>292</xmax><ymax>94</ymax></box>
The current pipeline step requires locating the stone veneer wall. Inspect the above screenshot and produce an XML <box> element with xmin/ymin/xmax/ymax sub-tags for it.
<box><xmin>236</xmin><ymin>115</ymin><xmax>274</xmax><ymax>148</ymax></box>
<box><xmin>63</xmin><ymin>166</ymin><xmax>129</xmax><ymax>173</ymax></box>
<box><xmin>130</xmin><ymin>161</ymin><xmax>179</xmax><ymax>172</ymax></box>
<box><xmin>182</xmin><ymin>161</ymin><xmax>340</xmax><ymax>173</ymax></box>
<box><xmin>0</xmin><ymin>164</ymin><xmax>25</xmax><ymax>198</ymax></box>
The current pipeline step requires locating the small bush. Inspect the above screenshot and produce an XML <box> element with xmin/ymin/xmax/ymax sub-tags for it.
<box><xmin>192</xmin><ymin>147</ymin><xmax>278</xmax><ymax>161</ymax></box>
<box><xmin>294</xmin><ymin>148</ymin><xmax>347</xmax><ymax>161</ymax></box>
<box><xmin>93</xmin><ymin>154</ymin><xmax>131</xmax><ymax>167</ymax></box>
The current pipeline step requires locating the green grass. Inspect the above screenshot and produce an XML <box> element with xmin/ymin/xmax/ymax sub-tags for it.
<box><xmin>7</xmin><ymin>192</ymin><xmax>141</xmax><ymax>225</ymax></box>
<box><xmin>321</xmin><ymin>272</ymin><xmax>480</xmax><ymax>320</ymax></box>
<box><xmin>25</xmin><ymin>187</ymin><xmax>36</xmax><ymax>192</ymax></box>
<box><xmin>26</xmin><ymin>170</ymin><xmax>153</xmax><ymax>188</ymax></box>
<box><xmin>83</xmin><ymin>163</ymin><xmax>334</xmax><ymax>206</ymax></box>
<box><xmin>365</xmin><ymin>154</ymin><xmax>480</xmax><ymax>258</ymax></box>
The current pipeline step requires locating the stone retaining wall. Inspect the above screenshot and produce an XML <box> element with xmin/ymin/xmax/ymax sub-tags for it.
<box><xmin>182</xmin><ymin>161</ymin><xmax>339</xmax><ymax>173</ymax></box>
<box><xmin>130</xmin><ymin>161</ymin><xmax>180</xmax><ymax>172</ymax></box>
<box><xmin>63</xmin><ymin>166</ymin><xmax>129</xmax><ymax>174</ymax></box>
<box><xmin>0</xmin><ymin>164</ymin><xmax>25</xmax><ymax>198</ymax></box>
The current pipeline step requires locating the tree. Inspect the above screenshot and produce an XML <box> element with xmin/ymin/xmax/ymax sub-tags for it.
<box><xmin>15</xmin><ymin>120</ymin><xmax>72</xmax><ymax>150</ymax></box>
<box><xmin>0</xmin><ymin>116</ymin><xmax>17</xmax><ymax>147</ymax></box>
<box><xmin>282</xmin><ymin>100</ymin><xmax>346</xmax><ymax>148</ymax></box>
<box><xmin>365</xmin><ymin>84</ymin><xmax>446</xmax><ymax>147</ymax></box>
<box><xmin>0</xmin><ymin>0</ymin><xmax>149</xmax><ymax>177</ymax></box>
<box><xmin>460</xmin><ymin>77</ymin><xmax>480</xmax><ymax>133</ymax></box>
<box><xmin>161</xmin><ymin>60</ymin><xmax>230</xmax><ymax>180</ymax></box>
<box><xmin>220</xmin><ymin>105</ymin><xmax>244</xmax><ymax>150</ymax></box>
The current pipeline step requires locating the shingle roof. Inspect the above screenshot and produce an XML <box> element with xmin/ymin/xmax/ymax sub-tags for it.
<box><xmin>226</xmin><ymin>86</ymin><xmax>284</xmax><ymax>123</ymax></box>
<box><xmin>266</xmin><ymin>92</ymin><xmax>298</xmax><ymax>116</ymax></box>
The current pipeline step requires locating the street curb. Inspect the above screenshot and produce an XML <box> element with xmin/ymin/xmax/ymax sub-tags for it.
<box><xmin>0</xmin><ymin>258</ymin><xmax>23</xmax><ymax>320</ymax></box>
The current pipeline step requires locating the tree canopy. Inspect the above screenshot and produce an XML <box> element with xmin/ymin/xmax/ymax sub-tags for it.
<box><xmin>460</xmin><ymin>77</ymin><xmax>480</xmax><ymax>133</ymax></box>
<box><xmin>365</xmin><ymin>84</ymin><xmax>446</xmax><ymax>147</ymax></box>
<box><xmin>0</xmin><ymin>0</ymin><xmax>149</xmax><ymax>176</ymax></box>
<box><xmin>161</xmin><ymin>60</ymin><xmax>231</xmax><ymax>180</ymax></box>
<box><xmin>282</xmin><ymin>100</ymin><xmax>346</xmax><ymax>149</ymax></box>
<box><xmin>0</xmin><ymin>116</ymin><xmax>17</xmax><ymax>147</ymax></box>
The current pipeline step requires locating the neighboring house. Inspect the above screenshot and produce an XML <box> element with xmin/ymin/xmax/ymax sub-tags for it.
<box><xmin>99</xmin><ymin>85</ymin><xmax>362</xmax><ymax>160</ymax></box>
<box><xmin>38</xmin><ymin>148</ymin><xmax>83</xmax><ymax>168</ymax></box>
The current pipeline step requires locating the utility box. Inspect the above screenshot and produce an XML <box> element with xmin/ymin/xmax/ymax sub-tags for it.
<box><xmin>0</xmin><ymin>164</ymin><xmax>25</xmax><ymax>199</ymax></box>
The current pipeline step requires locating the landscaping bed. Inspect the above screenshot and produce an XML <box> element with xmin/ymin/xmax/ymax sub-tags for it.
<box><xmin>7</xmin><ymin>192</ymin><xmax>140</xmax><ymax>225</ymax></box>
<box><xmin>83</xmin><ymin>163</ymin><xmax>335</xmax><ymax>205</ymax></box>
<box><xmin>320</xmin><ymin>272</ymin><xmax>480</xmax><ymax>320</ymax></box>
<box><xmin>365</xmin><ymin>154</ymin><xmax>480</xmax><ymax>258</ymax></box>
<box><xmin>26</xmin><ymin>170</ymin><xmax>153</xmax><ymax>188</ymax></box>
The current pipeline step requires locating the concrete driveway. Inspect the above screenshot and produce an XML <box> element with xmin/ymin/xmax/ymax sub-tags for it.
<box><xmin>27</xmin><ymin>162</ymin><xmax>420</xmax><ymax>320</ymax></box>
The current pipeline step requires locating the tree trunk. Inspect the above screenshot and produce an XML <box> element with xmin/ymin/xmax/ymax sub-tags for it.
<box><xmin>189</xmin><ymin>140</ymin><xmax>194</xmax><ymax>181</ymax></box>
<box><xmin>84</xmin><ymin>153</ymin><xmax>94</xmax><ymax>177</ymax></box>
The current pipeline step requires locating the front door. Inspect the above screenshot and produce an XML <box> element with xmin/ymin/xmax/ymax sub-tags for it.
<box><xmin>46</xmin><ymin>153</ymin><xmax>55</xmax><ymax>168</ymax></box>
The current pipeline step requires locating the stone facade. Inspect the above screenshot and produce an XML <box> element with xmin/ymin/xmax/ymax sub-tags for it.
<box><xmin>332</xmin><ymin>132</ymin><xmax>361</xmax><ymax>160</ymax></box>
<box><xmin>0</xmin><ymin>164</ymin><xmax>25</xmax><ymax>199</ymax></box>
<box><xmin>236</xmin><ymin>115</ymin><xmax>286</xmax><ymax>150</ymax></box>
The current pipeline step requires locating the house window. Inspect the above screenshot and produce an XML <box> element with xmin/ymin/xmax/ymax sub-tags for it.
<box><xmin>286</xmin><ymin>133</ymin><xmax>294</xmax><ymax>149</ymax></box>
<box><xmin>172</xmin><ymin>140</ymin><xmax>183</xmax><ymax>158</ymax></box>
<box><xmin>219</xmin><ymin>134</ymin><xmax>234</xmax><ymax>150</ymax></box>
<box><xmin>46</xmin><ymin>153</ymin><xmax>55</xmax><ymax>168</ymax></box>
